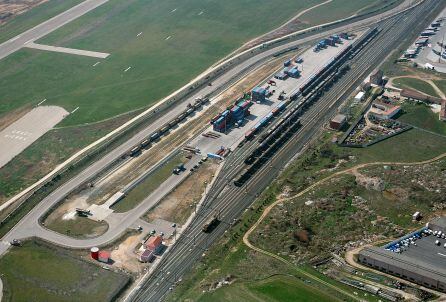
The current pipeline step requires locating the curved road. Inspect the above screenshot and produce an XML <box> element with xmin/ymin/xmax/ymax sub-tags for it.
<box><xmin>0</xmin><ymin>0</ymin><xmax>421</xmax><ymax>258</ymax></box>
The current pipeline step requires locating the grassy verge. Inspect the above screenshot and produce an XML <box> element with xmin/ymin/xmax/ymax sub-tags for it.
<box><xmin>0</xmin><ymin>239</ymin><xmax>130</xmax><ymax>302</ymax></box>
<box><xmin>0</xmin><ymin>0</ymin><xmax>83</xmax><ymax>44</ymax></box>
<box><xmin>111</xmin><ymin>152</ymin><xmax>184</xmax><ymax>213</ymax></box>
<box><xmin>44</xmin><ymin>215</ymin><xmax>108</xmax><ymax>239</ymax></box>
<box><xmin>392</xmin><ymin>77</ymin><xmax>439</xmax><ymax>97</ymax></box>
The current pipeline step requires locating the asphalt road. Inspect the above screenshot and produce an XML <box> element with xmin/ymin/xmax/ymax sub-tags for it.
<box><xmin>0</xmin><ymin>0</ymin><xmax>415</xmax><ymax>258</ymax></box>
<box><xmin>0</xmin><ymin>0</ymin><xmax>109</xmax><ymax>61</ymax></box>
<box><xmin>128</xmin><ymin>0</ymin><xmax>444</xmax><ymax>300</ymax></box>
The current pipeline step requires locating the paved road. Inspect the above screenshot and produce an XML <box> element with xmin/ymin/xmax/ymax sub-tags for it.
<box><xmin>0</xmin><ymin>0</ymin><xmax>109</xmax><ymax>61</ymax></box>
<box><xmin>129</xmin><ymin>1</ymin><xmax>443</xmax><ymax>300</ymax></box>
<box><xmin>0</xmin><ymin>2</ymin><xmax>409</xmax><ymax>255</ymax></box>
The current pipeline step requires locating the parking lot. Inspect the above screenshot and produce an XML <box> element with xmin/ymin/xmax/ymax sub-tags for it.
<box><xmin>385</xmin><ymin>228</ymin><xmax>446</xmax><ymax>272</ymax></box>
<box><xmin>412</xmin><ymin>7</ymin><xmax>446</xmax><ymax>72</ymax></box>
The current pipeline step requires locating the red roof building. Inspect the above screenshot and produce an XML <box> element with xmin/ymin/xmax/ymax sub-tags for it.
<box><xmin>145</xmin><ymin>235</ymin><xmax>162</xmax><ymax>252</ymax></box>
<box><xmin>369</xmin><ymin>100</ymin><xmax>401</xmax><ymax>120</ymax></box>
<box><xmin>98</xmin><ymin>251</ymin><xmax>111</xmax><ymax>263</ymax></box>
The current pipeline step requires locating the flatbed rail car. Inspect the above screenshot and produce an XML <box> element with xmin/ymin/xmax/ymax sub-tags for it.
<box><xmin>202</xmin><ymin>216</ymin><xmax>220</xmax><ymax>233</ymax></box>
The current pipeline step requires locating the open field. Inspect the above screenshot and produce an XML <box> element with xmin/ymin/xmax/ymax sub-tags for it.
<box><xmin>0</xmin><ymin>0</ymin><xmax>396</xmax><ymax>126</ymax></box>
<box><xmin>397</xmin><ymin>102</ymin><xmax>446</xmax><ymax>135</ymax></box>
<box><xmin>0</xmin><ymin>239</ymin><xmax>130</xmax><ymax>302</ymax></box>
<box><xmin>194</xmin><ymin>275</ymin><xmax>336</xmax><ymax>302</ymax></box>
<box><xmin>44</xmin><ymin>214</ymin><xmax>108</xmax><ymax>238</ymax></box>
<box><xmin>392</xmin><ymin>77</ymin><xmax>440</xmax><ymax>97</ymax></box>
<box><xmin>299</xmin><ymin>0</ymin><xmax>402</xmax><ymax>25</ymax></box>
<box><xmin>433</xmin><ymin>79</ymin><xmax>446</xmax><ymax>96</ymax></box>
<box><xmin>0</xmin><ymin>0</ymin><xmax>83</xmax><ymax>43</ymax></box>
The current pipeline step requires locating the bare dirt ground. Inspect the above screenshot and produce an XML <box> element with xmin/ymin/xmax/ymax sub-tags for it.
<box><xmin>111</xmin><ymin>232</ymin><xmax>147</xmax><ymax>274</ymax></box>
<box><xmin>145</xmin><ymin>161</ymin><xmax>219</xmax><ymax>226</ymax></box>
<box><xmin>0</xmin><ymin>0</ymin><xmax>47</xmax><ymax>25</ymax></box>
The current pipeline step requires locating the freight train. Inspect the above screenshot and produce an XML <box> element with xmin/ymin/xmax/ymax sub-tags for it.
<box><xmin>127</xmin><ymin>97</ymin><xmax>208</xmax><ymax>157</ymax></box>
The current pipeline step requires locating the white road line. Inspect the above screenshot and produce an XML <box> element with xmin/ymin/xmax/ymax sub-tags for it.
<box><xmin>198</xmin><ymin>11</ymin><xmax>204</xmax><ymax>16</ymax></box>
<box><xmin>438</xmin><ymin>253</ymin><xmax>446</xmax><ymax>257</ymax></box>
<box><xmin>171</xmin><ymin>8</ymin><xmax>177</xmax><ymax>12</ymax></box>
<box><xmin>124</xmin><ymin>66</ymin><xmax>132</xmax><ymax>72</ymax></box>
<box><xmin>9</xmin><ymin>35</ymin><xmax>21</xmax><ymax>42</ymax></box>
<box><xmin>165</xmin><ymin>36</ymin><xmax>171</xmax><ymax>41</ymax></box>
<box><xmin>137</xmin><ymin>32</ymin><xmax>143</xmax><ymax>37</ymax></box>
<box><xmin>37</xmin><ymin>99</ymin><xmax>46</xmax><ymax>106</ymax></box>
<box><xmin>24</xmin><ymin>39</ymin><xmax>34</xmax><ymax>45</ymax></box>
<box><xmin>71</xmin><ymin>107</ymin><xmax>79</xmax><ymax>114</ymax></box>
<box><xmin>93</xmin><ymin>61</ymin><xmax>101</xmax><ymax>67</ymax></box>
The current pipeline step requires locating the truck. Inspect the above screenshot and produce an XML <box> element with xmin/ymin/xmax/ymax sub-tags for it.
<box><xmin>172</xmin><ymin>164</ymin><xmax>186</xmax><ymax>175</ymax></box>
<box><xmin>202</xmin><ymin>216</ymin><xmax>220</xmax><ymax>233</ymax></box>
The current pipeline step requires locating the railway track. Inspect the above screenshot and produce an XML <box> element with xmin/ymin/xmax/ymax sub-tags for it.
<box><xmin>130</xmin><ymin>0</ymin><xmax>443</xmax><ymax>300</ymax></box>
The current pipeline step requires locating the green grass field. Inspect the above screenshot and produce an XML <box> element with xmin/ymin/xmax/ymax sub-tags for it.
<box><xmin>0</xmin><ymin>0</ymin><xmax>83</xmax><ymax>44</ymax></box>
<box><xmin>397</xmin><ymin>102</ymin><xmax>446</xmax><ymax>136</ymax></box>
<box><xmin>392</xmin><ymin>77</ymin><xmax>440</xmax><ymax>97</ymax></box>
<box><xmin>0</xmin><ymin>239</ymin><xmax>129</xmax><ymax>302</ymax></box>
<box><xmin>0</xmin><ymin>0</ymin><xmax>394</xmax><ymax>126</ymax></box>
<box><xmin>44</xmin><ymin>215</ymin><xmax>109</xmax><ymax>238</ymax></box>
<box><xmin>433</xmin><ymin>79</ymin><xmax>446</xmax><ymax>96</ymax></box>
<box><xmin>195</xmin><ymin>275</ymin><xmax>336</xmax><ymax>302</ymax></box>
<box><xmin>299</xmin><ymin>0</ymin><xmax>401</xmax><ymax>24</ymax></box>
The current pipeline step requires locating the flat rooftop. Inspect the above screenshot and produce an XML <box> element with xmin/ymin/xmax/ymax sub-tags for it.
<box><xmin>366</xmin><ymin>226</ymin><xmax>446</xmax><ymax>283</ymax></box>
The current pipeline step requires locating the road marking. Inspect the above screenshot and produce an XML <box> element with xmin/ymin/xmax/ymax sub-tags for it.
<box><xmin>165</xmin><ymin>36</ymin><xmax>171</xmax><ymax>41</ymax></box>
<box><xmin>171</xmin><ymin>8</ymin><xmax>177</xmax><ymax>12</ymax></box>
<box><xmin>37</xmin><ymin>99</ymin><xmax>46</xmax><ymax>106</ymax></box>
<box><xmin>71</xmin><ymin>107</ymin><xmax>79</xmax><ymax>114</ymax></box>
<box><xmin>9</xmin><ymin>35</ymin><xmax>21</xmax><ymax>42</ymax></box>
<box><xmin>24</xmin><ymin>39</ymin><xmax>34</xmax><ymax>45</ymax></box>
<box><xmin>93</xmin><ymin>61</ymin><xmax>101</xmax><ymax>67</ymax></box>
<box><xmin>137</xmin><ymin>32</ymin><xmax>143</xmax><ymax>37</ymax></box>
<box><xmin>198</xmin><ymin>11</ymin><xmax>204</xmax><ymax>16</ymax></box>
<box><xmin>438</xmin><ymin>253</ymin><xmax>446</xmax><ymax>257</ymax></box>
<box><xmin>124</xmin><ymin>66</ymin><xmax>132</xmax><ymax>72</ymax></box>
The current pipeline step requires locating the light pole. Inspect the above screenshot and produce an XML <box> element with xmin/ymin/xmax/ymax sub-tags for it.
<box><xmin>171</xmin><ymin>223</ymin><xmax>177</xmax><ymax>241</ymax></box>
